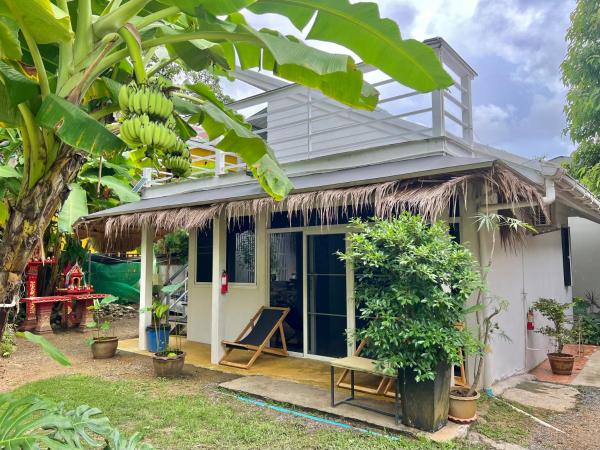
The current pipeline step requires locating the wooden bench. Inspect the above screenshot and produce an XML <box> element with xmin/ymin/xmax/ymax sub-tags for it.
<box><xmin>330</xmin><ymin>356</ymin><xmax>400</xmax><ymax>424</ymax></box>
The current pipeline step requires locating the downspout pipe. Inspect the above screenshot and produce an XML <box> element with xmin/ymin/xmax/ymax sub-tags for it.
<box><xmin>477</xmin><ymin>166</ymin><xmax>561</xmax><ymax>212</ymax></box>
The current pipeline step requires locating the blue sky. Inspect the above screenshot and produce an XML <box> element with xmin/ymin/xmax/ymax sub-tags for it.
<box><xmin>229</xmin><ymin>0</ymin><xmax>576</xmax><ymax>159</ymax></box>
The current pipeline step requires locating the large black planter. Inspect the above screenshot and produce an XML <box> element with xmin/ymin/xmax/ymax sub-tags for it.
<box><xmin>399</xmin><ymin>360</ymin><xmax>450</xmax><ymax>432</ymax></box>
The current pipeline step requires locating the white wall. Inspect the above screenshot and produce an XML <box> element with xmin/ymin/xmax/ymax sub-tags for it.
<box><xmin>570</xmin><ymin>217</ymin><xmax>600</xmax><ymax>304</ymax></box>
<box><xmin>186</xmin><ymin>214</ymin><xmax>268</xmax><ymax>344</ymax></box>
<box><xmin>485</xmin><ymin>230</ymin><xmax>571</xmax><ymax>383</ymax></box>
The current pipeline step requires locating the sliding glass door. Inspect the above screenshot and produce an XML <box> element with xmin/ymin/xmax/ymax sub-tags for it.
<box><xmin>306</xmin><ymin>234</ymin><xmax>347</xmax><ymax>357</ymax></box>
<box><xmin>269</xmin><ymin>232</ymin><xmax>303</xmax><ymax>352</ymax></box>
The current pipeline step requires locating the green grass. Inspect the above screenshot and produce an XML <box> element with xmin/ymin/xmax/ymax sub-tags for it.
<box><xmin>472</xmin><ymin>395</ymin><xmax>551</xmax><ymax>446</ymax></box>
<box><xmin>10</xmin><ymin>375</ymin><xmax>484</xmax><ymax>450</ymax></box>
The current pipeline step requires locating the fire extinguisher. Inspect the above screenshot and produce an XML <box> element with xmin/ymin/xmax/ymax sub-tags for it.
<box><xmin>221</xmin><ymin>270</ymin><xmax>229</xmax><ymax>295</ymax></box>
<box><xmin>527</xmin><ymin>308</ymin><xmax>535</xmax><ymax>330</ymax></box>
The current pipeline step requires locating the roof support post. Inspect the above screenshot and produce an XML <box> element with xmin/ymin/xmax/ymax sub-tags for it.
<box><xmin>139</xmin><ymin>225</ymin><xmax>154</xmax><ymax>350</ymax></box>
<box><xmin>211</xmin><ymin>214</ymin><xmax>227</xmax><ymax>364</ymax></box>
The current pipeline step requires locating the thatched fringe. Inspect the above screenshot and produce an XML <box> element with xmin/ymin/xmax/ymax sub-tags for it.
<box><xmin>76</xmin><ymin>164</ymin><xmax>546</xmax><ymax>252</ymax></box>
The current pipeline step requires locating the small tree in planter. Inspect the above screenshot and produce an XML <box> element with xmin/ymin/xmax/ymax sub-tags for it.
<box><xmin>533</xmin><ymin>297</ymin><xmax>575</xmax><ymax>375</ymax></box>
<box><xmin>340</xmin><ymin>213</ymin><xmax>482</xmax><ymax>432</ymax></box>
<box><xmin>86</xmin><ymin>295</ymin><xmax>119</xmax><ymax>359</ymax></box>
<box><xmin>142</xmin><ymin>292</ymin><xmax>185</xmax><ymax>378</ymax></box>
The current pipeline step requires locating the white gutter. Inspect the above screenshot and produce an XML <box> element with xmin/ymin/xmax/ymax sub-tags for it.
<box><xmin>478</xmin><ymin>166</ymin><xmax>561</xmax><ymax>212</ymax></box>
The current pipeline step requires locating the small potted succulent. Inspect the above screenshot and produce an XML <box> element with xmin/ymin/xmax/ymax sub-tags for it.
<box><xmin>144</xmin><ymin>296</ymin><xmax>185</xmax><ymax>378</ymax></box>
<box><xmin>533</xmin><ymin>297</ymin><xmax>575</xmax><ymax>375</ymax></box>
<box><xmin>86</xmin><ymin>295</ymin><xmax>119</xmax><ymax>359</ymax></box>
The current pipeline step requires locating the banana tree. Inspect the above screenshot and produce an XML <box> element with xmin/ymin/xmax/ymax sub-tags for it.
<box><xmin>0</xmin><ymin>0</ymin><xmax>453</xmax><ymax>321</ymax></box>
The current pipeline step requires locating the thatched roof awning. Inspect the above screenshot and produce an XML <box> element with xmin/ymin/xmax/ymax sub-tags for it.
<box><xmin>76</xmin><ymin>162</ymin><xmax>545</xmax><ymax>252</ymax></box>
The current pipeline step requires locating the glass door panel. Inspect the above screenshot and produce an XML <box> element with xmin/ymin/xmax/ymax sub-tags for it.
<box><xmin>307</xmin><ymin>234</ymin><xmax>347</xmax><ymax>357</ymax></box>
<box><xmin>269</xmin><ymin>232</ymin><xmax>303</xmax><ymax>352</ymax></box>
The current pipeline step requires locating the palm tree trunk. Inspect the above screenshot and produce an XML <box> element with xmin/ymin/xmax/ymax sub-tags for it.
<box><xmin>0</xmin><ymin>151</ymin><xmax>85</xmax><ymax>336</ymax></box>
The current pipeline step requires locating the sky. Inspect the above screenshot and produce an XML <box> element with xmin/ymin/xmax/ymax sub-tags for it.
<box><xmin>223</xmin><ymin>0</ymin><xmax>576</xmax><ymax>160</ymax></box>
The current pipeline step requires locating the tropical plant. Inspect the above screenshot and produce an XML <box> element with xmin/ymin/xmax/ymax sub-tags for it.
<box><xmin>533</xmin><ymin>297</ymin><xmax>574</xmax><ymax>355</ymax></box>
<box><xmin>86</xmin><ymin>294</ymin><xmax>119</xmax><ymax>345</ymax></box>
<box><xmin>562</xmin><ymin>0</ymin><xmax>600</xmax><ymax>194</ymax></box>
<box><xmin>339</xmin><ymin>214</ymin><xmax>482</xmax><ymax>382</ymax></box>
<box><xmin>0</xmin><ymin>394</ymin><xmax>153</xmax><ymax>449</ymax></box>
<box><xmin>467</xmin><ymin>212</ymin><xmax>536</xmax><ymax>396</ymax></box>
<box><xmin>0</xmin><ymin>0</ymin><xmax>453</xmax><ymax>328</ymax></box>
<box><xmin>573</xmin><ymin>295</ymin><xmax>600</xmax><ymax>345</ymax></box>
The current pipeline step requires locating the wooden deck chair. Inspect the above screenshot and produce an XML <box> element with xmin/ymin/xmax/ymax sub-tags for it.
<box><xmin>219</xmin><ymin>306</ymin><xmax>290</xmax><ymax>369</ymax></box>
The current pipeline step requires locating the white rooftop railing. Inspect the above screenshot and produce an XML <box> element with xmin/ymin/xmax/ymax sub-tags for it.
<box><xmin>145</xmin><ymin>38</ymin><xmax>475</xmax><ymax>186</ymax></box>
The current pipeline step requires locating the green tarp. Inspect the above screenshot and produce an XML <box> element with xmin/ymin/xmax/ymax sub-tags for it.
<box><xmin>89</xmin><ymin>260</ymin><xmax>140</xmax><ymax>304</ymax></box>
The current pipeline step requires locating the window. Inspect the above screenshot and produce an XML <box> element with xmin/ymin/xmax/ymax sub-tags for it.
<box><xmin>195</xmin><ymin>224</ymin><xmax>213</xmax><ymax>283</ymax></box>
<box><xmin>227</xmin><ymin>217</ymin><xmax>256</xmax><ymax>283</ymax></box>
<box><xmin>561</xmin><ymin>227</ymin><xmax>572</xmax><ymax>287</ymax></box>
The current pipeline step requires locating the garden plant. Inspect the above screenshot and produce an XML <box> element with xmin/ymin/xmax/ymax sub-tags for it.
<box><xmin>340</xmin><ymin>213</ymin><xmax>482</xmax><ymax>430</ymax></box>
<box><xmin>533</xmin><ymin>297</ymin><xmax>576</xmax><ymax>375</ymax></box>
<box><xmin>86</xmin><ymin>294</ymin><xmax>120</xmax><ymax>358</ymax></box>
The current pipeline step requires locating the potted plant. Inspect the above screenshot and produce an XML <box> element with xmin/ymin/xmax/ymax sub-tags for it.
<box><xmin>86</xmin><ymin>295</ymin><xmax>119</xmax><ymax>359</ymax></box>
<box><xmin>144</xmin><ymin>296</ymin><xmax>185</xmax><ymax>378</ymax></box>
<box><xmin>340</xmin><ymin>214</ymin><xmax>482</xmax><ymax>432</ymax></box>
<box><xmin>449</xmin><ymin>213</ymin><xmax>533</xmax><ymax>423</ymax></box>
<box><xmin>533</xmin><ymin>297</ymin><xmax>575</xmax><ymax>375</ymax></box>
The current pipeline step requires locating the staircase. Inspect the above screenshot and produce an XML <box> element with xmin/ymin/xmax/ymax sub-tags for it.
<box><xmin>165</xmin><ymin>264</ymin><xmax>188</xmax><ymax>335</ymax></box>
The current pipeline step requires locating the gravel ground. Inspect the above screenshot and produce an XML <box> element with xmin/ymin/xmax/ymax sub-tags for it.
<box><xmin>529</xmin><ymin>386</ymin><xmax>600</xmax><ymax>450</ymax></box>
<box><xmin>0</xmin><ymin>318</ymin><xmax>236</xmax><ymax>393</ymax></box>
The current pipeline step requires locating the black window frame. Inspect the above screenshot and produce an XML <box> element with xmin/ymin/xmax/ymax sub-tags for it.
<box><xmin>195</xmin><ymin>224</ymin><xmax>213</xmax><ymax>283</ymax></box>
<box><xmin>561</xmin><ymin>227</ymin><xmax>572</xmax><ymax>287</ymax></box>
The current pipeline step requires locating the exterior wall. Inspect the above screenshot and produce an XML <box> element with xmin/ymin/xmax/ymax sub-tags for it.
<box><xmin>184</xmin><ymin>191</ymin><xmax>572</xmax><ymax>385</ymax></box>
<box><xmin>187</xmin><ymin>213</ymin><xmax>268</xmax><ymax>344</ymax></box>
<box><xmin>484</xmin><ymin>229</ymin><xmax>571</xmax><ymax>383</ymax></box>
<box><xmin>569</xmin><ymin>217</ymin><xmax>600</xmax><ymax>304</ymax></box>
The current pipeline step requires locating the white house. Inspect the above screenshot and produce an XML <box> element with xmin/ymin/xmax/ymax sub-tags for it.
<box><xmin>76</xmin><ymin>38</ymin><xmax>600</xmax><ymax>387</ymax></box>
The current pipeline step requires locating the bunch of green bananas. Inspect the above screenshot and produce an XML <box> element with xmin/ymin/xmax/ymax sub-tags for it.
<box><xmin>118</xmin><ymin>78</ymin><xmax>192</xmax><ymax>179</ymax></box>
<box><xmin>118</xmin><ymin>83</ymin><xmax>174</xmax><ymax>119</ymax></box>
<box><xmin>120</xmin><ymin>115</ymin><xmax>178</xmax><ymax>149</ymax></box>
<box><xmin>163</xmin><ymin>156</ymin><xmax>192</xmax><ymax>178</ymax></box>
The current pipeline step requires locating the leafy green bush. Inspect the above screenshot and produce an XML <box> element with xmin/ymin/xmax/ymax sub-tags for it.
<box><xmin>573</xmin><ymin>296</ymin><xmax>600</xmax><ymax>345</ymax></box>
<box><xmin>340</xmin><ymin>213</ymin><xmax>482</xmax><ymax>381</ymax></box>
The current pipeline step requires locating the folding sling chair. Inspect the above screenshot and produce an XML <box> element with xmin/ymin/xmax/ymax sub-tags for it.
<box><xmin>219</xmin><ymin>306</ymin><xmax>290</xmax><ymax>369</ymax></box>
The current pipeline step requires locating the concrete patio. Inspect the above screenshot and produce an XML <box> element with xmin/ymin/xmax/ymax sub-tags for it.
<box><xmin>119</xmin><ymin>337</ymin><xmax>468</xmax><ymax>442</ymax></box>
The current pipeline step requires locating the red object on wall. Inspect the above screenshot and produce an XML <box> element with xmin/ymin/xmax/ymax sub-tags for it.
<box><xmin>221</xmin><ymin>271</ymin><xmax>228</xmax><ymax>295</ymax></box>
<box><xmin>527</xmin><ymin>308</ymin><xmax>535</xmax><ymax>330</ymax></box>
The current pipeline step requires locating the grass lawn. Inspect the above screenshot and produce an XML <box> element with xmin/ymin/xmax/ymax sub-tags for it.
<box><xmin>471</xmin><ymin>395</ymin><xmax>551</xmax><ymax>446</ymax></box>
<box><xmin>10</xmin><ymin>374</ymin><xmax>485</xmax><ymax>450</ymax></box>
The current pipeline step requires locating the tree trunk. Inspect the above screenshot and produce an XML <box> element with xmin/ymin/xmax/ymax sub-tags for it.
<box><xmin>0</xmin><ymin>150</ymin><xmax>85</xmax><ymax>336</ymax></box>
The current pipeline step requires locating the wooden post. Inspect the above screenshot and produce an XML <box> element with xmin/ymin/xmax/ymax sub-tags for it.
<box><xmin>211</xmin><ymin>215</ymin><xmax>227</xmax><ymax>364</ymax></box>
<box><xmin>139</xmin><ymin>225</ymin><xmax>154</xmax><ymax>350</ymax></box>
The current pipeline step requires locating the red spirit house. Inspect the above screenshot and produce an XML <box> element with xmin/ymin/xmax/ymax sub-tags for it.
<box><xmin>20</xmin><ymin>259</ymin><xmax>108</xmax><ymax>334</ymax></box>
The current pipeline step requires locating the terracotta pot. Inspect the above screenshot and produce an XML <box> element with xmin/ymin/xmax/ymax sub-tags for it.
<box><xmin>548</xmin><ymin>352</ymin><xmax>575</xmax><ymax>375</ymax></box>
<box><xmin>153</xmin><ymin>351</ymin><xmax>186</xmax><ymax>378</ymax></box>
<box><xmin>449</xmin><ymin>386</ymin><xmax>480</xmax><ymax>423</ymax></box>
<box><xmin>91</xmin><ymin>337</ymin><xmax>119</xmax><ymax>359</ymax></box>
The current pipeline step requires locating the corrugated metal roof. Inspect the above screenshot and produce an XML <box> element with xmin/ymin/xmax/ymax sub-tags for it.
<box><xmin>84</xmin><ymin>155</ymin><xmax>495</xmax><ymax>219</ymax></box>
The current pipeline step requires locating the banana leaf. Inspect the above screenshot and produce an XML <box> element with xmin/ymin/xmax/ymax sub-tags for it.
<box><xmin>36</xmin><ymin>94</ymin><xmax>126</xmax><ymax>155</ymax></box>
<box><xmin>249</xmin><ymin>0</ymin><xmax>454</xmax><ymax>92</ymax></box>
<box><xmin>58</xmin><ymin>182</ymin><xmax>88</xmax><ymax>233</ymax></box>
